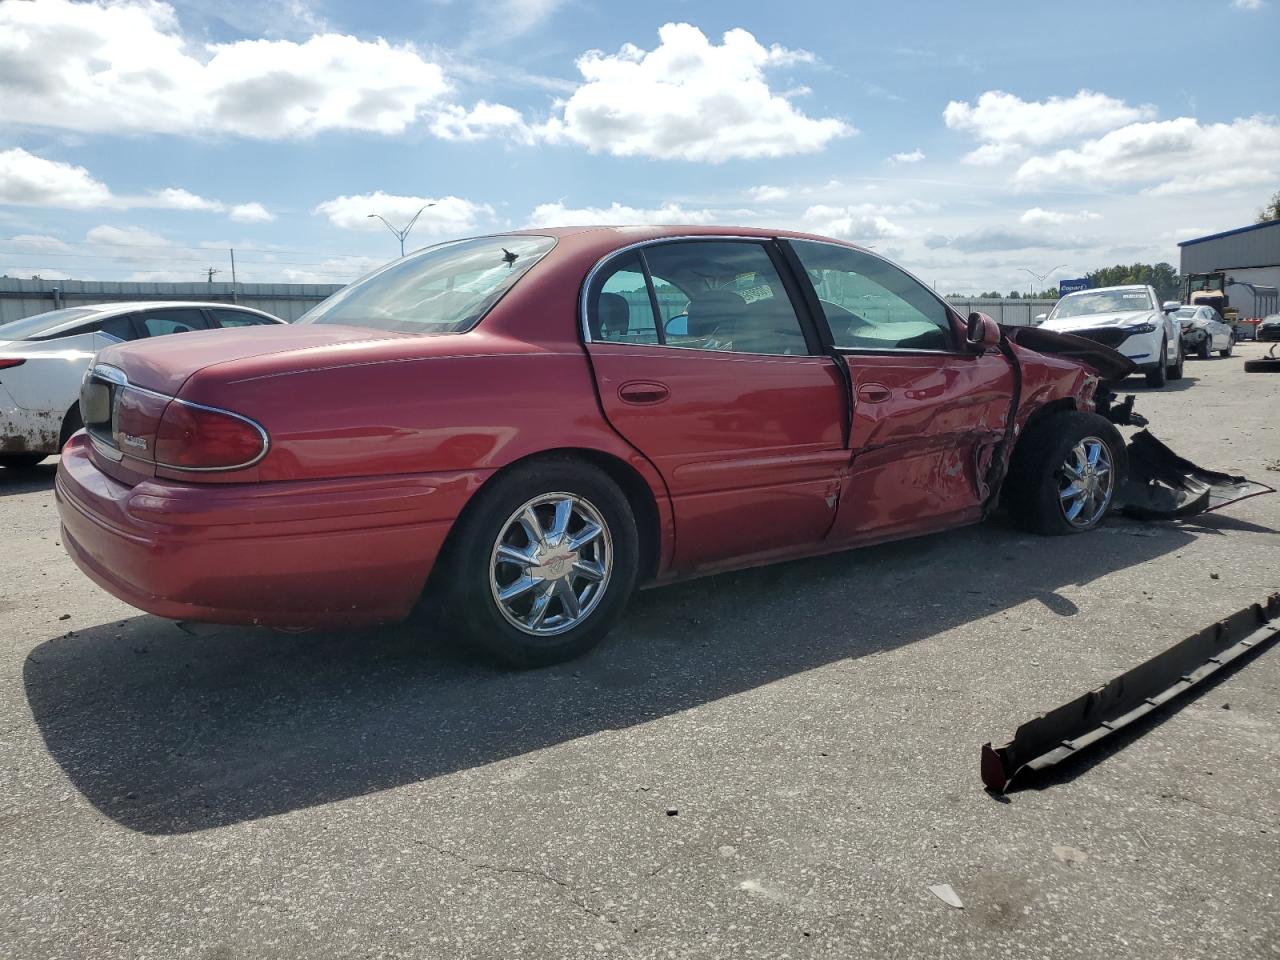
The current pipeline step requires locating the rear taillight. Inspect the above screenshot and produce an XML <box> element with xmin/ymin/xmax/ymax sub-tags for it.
<box><xmin>154</xmin><ymin>402</ymin><xmax>268</xmax><ymax>471</ymax></box>
<box><xmin>0</xmin><ymin>358</ymin><xmax>25</xmax><ymax>370</ymax></box>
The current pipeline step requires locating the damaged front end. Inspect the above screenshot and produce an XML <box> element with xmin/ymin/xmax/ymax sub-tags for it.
<box><xmin>1004</xmin><ymin>325</ymin><xmax>1275</xmax><ymax>520</ymax></box>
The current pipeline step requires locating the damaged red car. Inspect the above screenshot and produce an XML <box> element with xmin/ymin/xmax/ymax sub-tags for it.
<box><xmin>56</xmin><ymin>226</ymin><xmax>1155</xmax><ymax>666</ymax></box>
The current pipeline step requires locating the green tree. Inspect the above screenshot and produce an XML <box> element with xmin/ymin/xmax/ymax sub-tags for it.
<box><xmin>1256</xmin><ymin>190</ymin><xmax>1280</xmax><ymax>223</ymax></box>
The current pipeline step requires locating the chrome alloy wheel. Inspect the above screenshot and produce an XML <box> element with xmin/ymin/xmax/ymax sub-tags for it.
<box><xmin>1057</xmin><ymin>437</ymin><xmax>1115</xmax><ymax>528</ymax></box>
<box><xmin>489</xmin><ymin>492</ymin><xmax>613</xmax><ymax>637</ymax></box>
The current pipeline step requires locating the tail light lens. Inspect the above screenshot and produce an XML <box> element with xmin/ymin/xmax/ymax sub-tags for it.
<box><xmin>0</xmin><ymin>358</ymin><xmax>25</xmax><ymax>370</ymax></box>
<box><xmin>154</xmin><ymin>402</ymin><xmax>268</xmax><ymax>470</ymax></box>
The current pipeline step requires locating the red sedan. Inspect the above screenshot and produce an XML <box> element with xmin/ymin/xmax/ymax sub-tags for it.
<box><xmin>56</xmin><ymin>226</ymin><xmax>1131</xmax><ymax>666</ymax></box>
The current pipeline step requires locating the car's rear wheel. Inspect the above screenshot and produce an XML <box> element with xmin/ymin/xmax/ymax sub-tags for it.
<box><xmin>1167</xmin><ymin>342</ymin><xmax>1185</xmax><ymax>381</ymax></box>
<box><xmin>1145</xmin><ymin>337</ymin><xmax>1168</xmax><ymax>387</ymax></box>
<box><xmin>0</xmin><ymin>453</ymin><xmax>47</xmax><ymax>470</ymax></box>
<box><xmin>60</xmin><ymin>403</ymin><xmax>83</xmax><ymax>447</ymax></box>
<box><xmin>441</xmin><ymin>458</ymin><xmax>639</xmax><ymax>668</ymax></box>
<box><xmin>1197</xmin><ymin>335</ymin><xmax>1212</xmax><ymax>360</ymax></box>
<box><xmin>1004</xmin><ymin>411</ymin><xmax>1127</xmax><ymax>536</ymax></box>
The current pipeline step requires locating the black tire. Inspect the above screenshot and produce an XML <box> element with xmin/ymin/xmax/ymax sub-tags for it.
<box><xmin>1219</xmin><ymin>334</ymin><xmax>1233</xmax><ymax>358</ymax></box>
<box><xmin>1145</xmin><ymin>338</ymin><xmax>1168</xmax><ymax>387</ymax></box>
<box><xmin>1167</xmin><ymin>342</ymin><xmax>1185</xmax><ymax>381</ymax></box>
<box><xmin>1244</xmin><ymin>357</ymin><xmax>1280</xmax><ymax>373</ymax></box>
<box><xmin>440</xmin><ymin>457</ymin><xmax>639</xmax><ymax>668</ymax></box>
<box><xmin>1197</xmin><ymin>335</ymin><xmax>1212</xmax><ymax>360</ymax></box>
<box><xmin>0</xmin><ymin>453</ymin><xmax>48</xmax><ymax>470</ymax></box>
<box><xmin>1003</xmin><ymin>411</ymin><xmax>1127</xmax><ymax>536</ymax></box>
<box><xmin>60</xmin><ymin>403</ymin><xmax>83</xmax><ymax>447</ymax></box>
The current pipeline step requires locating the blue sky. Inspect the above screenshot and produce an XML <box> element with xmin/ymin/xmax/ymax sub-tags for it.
<box><xmin>1</xmin><ymin>0</ymin><xmax>1277</xmax><ymax>293</ymax></box>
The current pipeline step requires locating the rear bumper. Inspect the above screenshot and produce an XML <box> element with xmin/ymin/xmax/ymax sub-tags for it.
<box><xmin>55</xmin><ymin>434</ymin><xmax>488</xmax><ymax>627</ymax></box>
<box><xmin>1</xmin><ymin>391</ymin><xmax>63</xmax><ymax>455</ymax></box>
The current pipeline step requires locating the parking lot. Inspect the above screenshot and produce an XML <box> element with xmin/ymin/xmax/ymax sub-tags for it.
<box><xmin>2</xmin><ymin>343</ymin><xmax>1277</xmax><ymax>959</ymax></box>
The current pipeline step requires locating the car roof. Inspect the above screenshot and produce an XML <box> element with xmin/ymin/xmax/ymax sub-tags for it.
<box><xmin>13</xmin><ymin>301</ymin><xmax>280</xmax><ymax>340</ymax></box>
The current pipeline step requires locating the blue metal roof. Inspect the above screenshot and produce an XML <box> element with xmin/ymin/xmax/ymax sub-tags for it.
<box><xmin>1177</xmin><ymin>219</ymin><xmax>1280</xmax><ymax>247</ymax></box>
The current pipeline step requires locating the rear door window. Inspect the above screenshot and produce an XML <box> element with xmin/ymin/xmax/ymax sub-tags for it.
<box><xmin>137</xmin><ymin>309</ymin><xmax>210</xmax><ymax>337</ymax></box>
<box><xmin>207</xmin><ymin>309</ymin><xmax>277</xmax><ymax>328</ymax></box>
<box><xmin>96</xmin><ymin>315</ymin><xmax>139</xmax><ymax>342</ymax></box>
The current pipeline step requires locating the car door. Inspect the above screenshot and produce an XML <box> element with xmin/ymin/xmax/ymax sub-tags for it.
<box><xmin>582</xmin><ymin>239</ymin><xmax>848</xmax><ymax>571</ymax></box>
<box><xmin>781</xmin><ymin>239</ymin><xmax>1014</xmax><ymax>542</ymax></box>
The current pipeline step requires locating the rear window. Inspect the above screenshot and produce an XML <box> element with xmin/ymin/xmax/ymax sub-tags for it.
<box><xmin>0</xmin><ymin>307</ymin><xmax>98</xmax><ymax>340</ymax></box>
<box><xmin>297</xmin><ymin>235</ymin><xmax>556</xmax><ymax>334</ymax></box>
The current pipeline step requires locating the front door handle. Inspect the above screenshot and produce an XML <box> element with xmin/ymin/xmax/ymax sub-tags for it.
<box><xmin>619</xmin><ymin>380</ymin><xmax>670</xmax><ymax>405</ymax></box>
<box><xmin>857</xmin><ymin>383</ymin><xmax>892</xmax><ymax>403</ymax></box>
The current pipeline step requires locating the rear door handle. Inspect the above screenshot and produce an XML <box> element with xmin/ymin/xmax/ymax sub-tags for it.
<box><xmin>857</xmin><ymin>383</ymin><xmax>892</xmax><ymax>403</ymax></box>
<box><xmin>619</xmin><ymin>380</ymin><xmax>670</xmax><ymax>405</ymax></box>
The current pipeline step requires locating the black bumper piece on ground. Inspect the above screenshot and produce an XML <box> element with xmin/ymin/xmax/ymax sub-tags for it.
<box><xmin>1118</xmin><ymin>430</ymin><xmax>1276</xmax><ymax>519</ymax></box>
<box><xmin>981</xmin><ymin>594</ymin><xmax>1280</xmax><ymax>793</ymax></box>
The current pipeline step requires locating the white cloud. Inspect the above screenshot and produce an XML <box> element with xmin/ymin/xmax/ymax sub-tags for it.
<box><xmin>537</xmin><ymin>23</ymin><xmax>852</xmax><ymax>161</ymax></box>
<box><xmin>0</xmin><ymin>0</ymin><xmax>450</xmax><ymax>139</ymax></box>
<box><xmin>0</xmin><ymin>148</ymin><xmax>112</xmax><ymax>208</ymax></box>
<box><xmin>85</xmin><ymin>225</ymin><xmax>168</xmax><ymax>249</ymax></box>
<box><xmin>430</xmin><ymin>102</ymin><xmax>533</xmax><ymax>143</ymax></box>
<box><xmin>0</xmin><ymin>148</ymin><xmax>274</xmax><ymax>220</ymax></box>
<box><xmin>527</xmin><ymin>201</ymin><xmax>715</xmax><ymax>227</ymax></box>
<box><xmin>803</xmin><ymin>204</ymin><xmax>907</xmax><ymax>241</ymax></box>
<box><xmin>928</xmin><ymin>228</ymin><xmax>1094</xmax><ymax>253</ymax></box>
<box><xmin>1231</xmin><ymin>0</ymin><xmax>1265</xmax><ymax>9</ymax></box>
<box><xmin>961</xmin><ymin>142</ymin><xmax>1025</xmax><ymax>166</ymax></box>
<box><xmin>229</xmin><ymin>202</ymin><xmax>276</xmax><ymax>223</ymax></box>
<box><xmin>5</xmin><ymin>234</ymin><xmax>72</xmax><ymax>254</ymax></box>
<box><xmin>945</xmin><ymin>90</ymin><xmax>1155</xmax><ymax>147</ymax></box>
<box><xmin>748</xmin><ymin>185</ymin><xmax>789</xmax><ymax>203</ymax></box>
<box><xmin>888</xmin><ymin>149</ymin><xmax>924</xmax><ymax>165</ymax></box>
<box><xmin>314</xmin><ymin>192</ymin><xmax>494</xmax><ymax>235</ymax></box>
<box><xmin>1020</xmin><ymin>207</ymin><xmax>1102</xmax><ymax>226</ymax></box>
<box><xmin>1014</xmin><ymin>115</ymin><xmax>1280</xmax><ymax>192</ymax></box>
<box><xmin>468</xmin><ymin>0</ymin><xmax>568</xmax><ymax>46</ymax></box>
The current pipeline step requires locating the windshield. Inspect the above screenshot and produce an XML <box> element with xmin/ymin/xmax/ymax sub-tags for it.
<box><xmin>297</xmin><ymin>235</ymin><xmax>556</xmax><ymax>333</ymax></box>
<box><xmin>1051</xmin><ymin>288</ymin><xmax>1153</xmax><ymax>319</ymax></box>
<box><xmin>0</xmin><ymin>307</ymin><xmax>98</xmax><ymax>341</ymax></box>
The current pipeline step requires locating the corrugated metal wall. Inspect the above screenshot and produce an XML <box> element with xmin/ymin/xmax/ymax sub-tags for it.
<box><xmin>1179</xmin><ymin>220</ymin><xmax>1280</xmax><ymax>274</ymax></box>
<box><xmin>944</xmin><ymin>299</ymin><xmax>1059</xmax><ymax>326</ymax></box>
<box><xmin>0</xmin><ymin>278</ymin><xmax>345</xmax><ymax>325</ymax></box>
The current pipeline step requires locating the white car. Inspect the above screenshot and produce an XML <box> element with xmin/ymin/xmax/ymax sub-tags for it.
<box><xmin>0</xmin><ymin>301</ymin><xmax>283</xmax><ymax>469</ymax></box>
<box><xmin>1039</xmin><ymin>285</ymin><xmax>1182</xmax><ymax>387</ymax></box>
<box><xmin>1169</xmin><ymin>303</ymin><xmax>1235</xmax><ymax>359</ymax></box>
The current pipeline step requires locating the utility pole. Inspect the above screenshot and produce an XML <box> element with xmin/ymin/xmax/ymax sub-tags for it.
<box><xmin>1021</xmin><ymin>264</ymin><xmax>1066</xmax><ymax>296</ymax></box>
<box><xmin>229</xmin><ymin>248</ymin><xmax>238</xmax><ymax>303</ymax></box>
<box><xmin>206</xmin><ymin>267</ymin><xmax>220</xmax><ymax>284</ymax></box>
<box><xmin>368</xmin><ymin>204</ymin><xmax>435</xmax><ymax>258</ymax></box>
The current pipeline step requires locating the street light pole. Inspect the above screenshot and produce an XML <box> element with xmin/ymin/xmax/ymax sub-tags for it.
<box><xmin>1021</xmin><ymin>264</ymin><xmax>1066</xmax><ymax>294</ymax></box>
<box><xmin>367</xmin><ymin>204</ymin><xmax>435</xmax><ymax>258</ymax></box>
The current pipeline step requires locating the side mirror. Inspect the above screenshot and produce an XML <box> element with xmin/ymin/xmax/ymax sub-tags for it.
<box><xmin>966</xmin><ymin>312</ymin><xmax>1001</xmax><ymax>353</ymax></box>
<box><xmin>1162</xmin><ymin>301</ymin><xmax>1181</xmax><ymax>313</ymax></box>
<box><xmin>1033</xmin><ymin>313</ymin><xmax>1048</xmax><ymax>324</ymax></box>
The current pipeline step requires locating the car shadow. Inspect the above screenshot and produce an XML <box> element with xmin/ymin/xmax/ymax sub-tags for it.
<box><xmin>1115</xmin><ymin>374</ymin><xmax>1200</xmax><ymax>393</ymax></box>
<box><xmin>0</xmin><ymin>460</ymin><xmax>56</xmax><ymax>495</ymax></box>
<box><xmin>25</xmin><ymin>516</ymin><xmax>1196</xmax><ymax>835</ymax></box>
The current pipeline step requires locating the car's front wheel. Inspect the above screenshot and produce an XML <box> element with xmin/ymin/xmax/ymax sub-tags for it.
<box><xmin>1219</xmin><ymin>334</ymin><xmax>1234</xmax><ymax>358</ymax></box>
<box><xmin>1145</xmin><ymin>337</ymin><xmax>1168</xmax><ymax>387</ymax></box>
<box><xmin>1004</xmin><ymin>411</ymin><xmax>1127</xmax><ymax>536</ymax></box>
<box><xmin>442</xmin><ymin>458</ymin><xmax>639</xmax><ymax>668</ymax></box>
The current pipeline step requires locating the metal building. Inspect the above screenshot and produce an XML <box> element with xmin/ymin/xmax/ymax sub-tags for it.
<box><xmin>1178</xmin><ymin>220</ymin><xmax>1280</xmax><ymax>318</ymax></box>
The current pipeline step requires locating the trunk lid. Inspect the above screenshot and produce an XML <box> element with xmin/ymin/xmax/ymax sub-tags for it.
<box><xmin>94</xmin><ymin>324</ymin><xmax>408</xmax><ymax>395</ymax></box>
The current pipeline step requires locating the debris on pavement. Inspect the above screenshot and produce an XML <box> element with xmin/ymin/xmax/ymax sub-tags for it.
<box><xmin>982</xmin><ymin>593</ymin><xmax>1280</xmax><ymax>793</ymax></box>
<box><xmin>928</xmin><ymin>884</ymin><xmax>964</xmax><ymax>909</ymax></box>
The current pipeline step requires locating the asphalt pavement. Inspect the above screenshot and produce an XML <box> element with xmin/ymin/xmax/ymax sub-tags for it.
<box><xmin>2</xmin><ymin>341</ymin><xmax>1278</xmax><ymax>959</ymax></box>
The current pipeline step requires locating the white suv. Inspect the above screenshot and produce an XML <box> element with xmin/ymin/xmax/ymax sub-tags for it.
<box><xmin>1040</xmin><ymin>285</ymin><xmax>1183</xmax><ymax>387</ymax></box>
